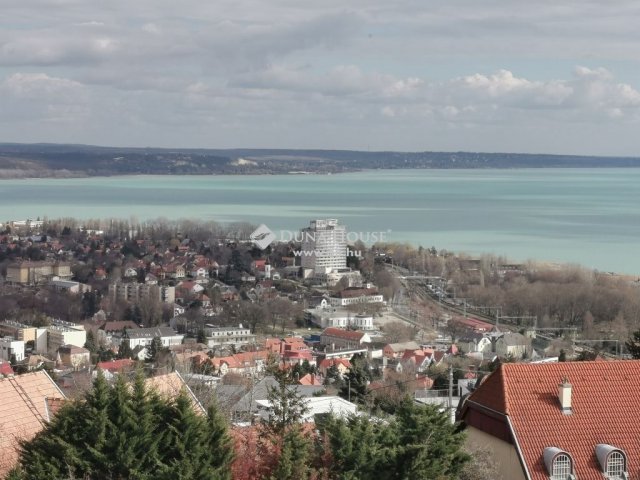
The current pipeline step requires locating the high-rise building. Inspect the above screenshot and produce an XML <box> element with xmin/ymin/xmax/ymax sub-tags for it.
<box><xmin>300</xmin><ymin>219</ymin><xmax>347</xmax><ymax>275</ymax></box>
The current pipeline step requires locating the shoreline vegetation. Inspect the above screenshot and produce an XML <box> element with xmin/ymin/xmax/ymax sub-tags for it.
<box><xmin>2</xmin><ymin>143</ymin><xmax>640</xmax><ymax>178</ymax></box>
<box><xmin>3</xmin><ymin>216</ymin><xmax>638</xmax><ymax>279</ymax></box>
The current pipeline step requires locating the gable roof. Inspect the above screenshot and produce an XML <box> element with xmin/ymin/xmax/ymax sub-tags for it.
<box><xmin>145</xmin><ymin>372</ymin><xmax>205</xmax><ymax>415</ymax></box>
<box><xmin>0</xmin><ymin>371</ymin><xmax>66</xmax><ymax>477</ymax></box>
<box><xmin>100</xmin><ymin>320</ymin><xmax>140</xmax><ymax>332</ymax></box>
<box><xmin>96</xmin><ymin>359</ymin><xmax>135</xmax><ymax>372</ymax></box>
<box><xmin>126</xmin><ymin>326</ymin><xmax>180</xmax><ymax>340</ymax></box>
<box><xmin>463</xmin><ymin>360</ymin><xmax>640</xmax><ymax>480</ymax></box>
<box><xmin>385</xmin><ymin>341</ymin><xmax>420</xmax><ymax>353</ymax></box>
<box><xmin>321</xmin><ymin>327</ymin><xmax>368</xmax><ymax>342</ymax></box>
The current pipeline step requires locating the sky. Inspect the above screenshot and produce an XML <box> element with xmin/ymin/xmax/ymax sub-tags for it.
<box><xmin>1</xmin><ymin>0</ymin><xmax>640</xmax><ymax>155</ymax></box>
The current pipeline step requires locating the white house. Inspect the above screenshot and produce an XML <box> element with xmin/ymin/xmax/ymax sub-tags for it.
<box><xmin>256</xmin><ymin>396</ymin><xmax>358</xmax><ymax>423</ymax></box>
<box><xmin>0</xmin><ymin>337</ymin><xmax>25</xmax><ymax>362</ymax></box>
<box><xmin>203</xmin><ymin>324</ymin><xmax>255</xmax><ymax>348</ymax></box>
<box><xmin>125</xmin><ymin>327</ymin><xmax>184</xmax><ymax>349</ymax></box>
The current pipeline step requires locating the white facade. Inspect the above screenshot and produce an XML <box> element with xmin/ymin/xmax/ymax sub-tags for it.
<box><xmin>0</xmin><ymin>337</ymin><xmax>25</xmax><ymax>362</ymax></box>
<box><xmin>109</xmin><ymin>282</ymin><xmax>175</xmax><ymax>304</ymax></box>
<box><xmin>125</xmin><ymin>327</ymin><xmax>184</xmax><ymax>349</ymax></box>
<box><xmin>204</xmin><ymin>325</ymin><xmax>255</xmax><ymax>348</ymax></box>
<box><xmin>47</xmin><ymin>326</ymin><xmax>87</xmax><ymax>353</ymax></box>
<box><xmin>305</xmin><ymin>308</ymin><xmax>375</xmax><ymax>330</ymax></box>
<box><xmin>256</xmin><ymin>396</ymin><xmax>357</xmax><ymax>423</ymax></box>
<box><xmin>328</xmin><ymin>293</ymin><xmax>384</xmax><ymax>307</ymax></box>
<box><xmin>300</xmin><ymin>219</ymin><xmax>347</xmax><ymax>275</ymax></box>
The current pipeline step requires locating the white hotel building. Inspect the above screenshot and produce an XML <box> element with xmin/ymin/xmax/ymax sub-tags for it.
<box><xmin>300</xmin><ymin>219</ymin><xmax>347</xmax><ymax>276</ymax></box>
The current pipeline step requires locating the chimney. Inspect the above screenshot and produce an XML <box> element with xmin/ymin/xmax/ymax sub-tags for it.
<box><xmin>558</xmin><ymin>377</ymin><xmax>572</xmax><ymax>414</ymax></box>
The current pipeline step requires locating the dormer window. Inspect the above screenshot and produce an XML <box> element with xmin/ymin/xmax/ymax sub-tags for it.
<box><xmin>552</xmin><ymin>454</ymin><xmax>572</xmax><ymax>479</ymax></box>
<box><xmin>596</xmin><ymin>444</ymin><xmax>629</xmax><ymax>480</ymax></box>
<box><xmin>543</xmin><ymin>447</ymin><xmax>575</xmax><ymax>480</ymax></box>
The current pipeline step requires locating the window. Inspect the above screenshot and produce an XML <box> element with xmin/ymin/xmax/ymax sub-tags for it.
<box><xmin>551</xmin><ymin>454</ymin><xmax>572</xmax><ymax>479</ymax></box>
<box><xmin>606</xmin><ymin>451</ymin><xmax>625</xmax><ymax>479</ymax></box>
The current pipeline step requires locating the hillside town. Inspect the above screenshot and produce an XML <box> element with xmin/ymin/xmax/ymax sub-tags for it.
<box><xmin>2</xmin><ymin>217</ymin><xmax>640</xmax><ymax>479</ymax></box>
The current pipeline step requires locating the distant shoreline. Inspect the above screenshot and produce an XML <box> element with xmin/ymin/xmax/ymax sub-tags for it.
<box><xmin>4</xmin><ymin>164</ymin><xmax>640</xmax><ymax>180</ymax></box>
<box><xmin>2</xmin><ymin>143</ymin><xmax>640</xmax><ymax>178</ymax></box>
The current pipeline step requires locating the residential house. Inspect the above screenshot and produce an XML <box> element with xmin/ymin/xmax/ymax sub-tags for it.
<box><xmin>220</xmin><ymin>376</ymin><xmax>324</xmax><ymax>422</ymax></box>
<box><xmin>0</xmin><ymin>371</ymin><xmax>66</xmax><ymax>477</ymax></box>
<box><xmin>57</xmin><ymin>345</ymin><xmax>91</xmax><ymax>370</ymax></box>
<box><xmin>459</xmin><ymin>360</ymin><xmax>640</xmax><ymax>480</ymax></box>
<box><xmin>98</xmin><ymin>320</ymin><xmax>140</xmax><ymax>345</ymax></box>
<box><xmin>124</xmin><ymin>327</ymin><xmax>184</xmax><ymax>349</ymax></box>
<box><xmin>96</xmin><ymin>358</ymin><xmax>135</xmax><ymax>377</ymax></box>
<box><xmin>209</xmin><ymin>350</ymin><xmax>270</xmax><ymax>377</ymax></box>
<box><xmin>320</xmin><ymin>327</ymin><xmax>372</xmax><ymax>350</ymax></box>
<box><xmin>317</xmin><ymin>358</ymin><xmax>351</xmax><ymax>376</ymax></box>
<box><xmin>495</xmin><ymin>332</ymin><xmax>533</xmax><ymax>359</ymax></box>
<box><xmin>383</xmin><ymin>341</ymin><xmax>421</xmax><ymax>358</ymax></box>
<box><xmin>256</xmin><ymin>396</ymin><xmax>357</xmax><ymax>423</ymax></box>
<box><xmin>0</xmin><ymin>337</ymin><xmax>25</xmax><ymax>362</ymax></box>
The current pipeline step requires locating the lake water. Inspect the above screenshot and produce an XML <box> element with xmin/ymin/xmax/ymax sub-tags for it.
<box><xmin>1</xmin><ymin>169</ymin><xmax>639</xmax><ymax>274</ymax></box>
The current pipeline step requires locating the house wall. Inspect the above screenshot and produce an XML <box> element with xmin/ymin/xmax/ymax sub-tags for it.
<box><xmin>466</xmin><ymin>426</ymin><xmax>527</xmax><ymax>480</ymax></box>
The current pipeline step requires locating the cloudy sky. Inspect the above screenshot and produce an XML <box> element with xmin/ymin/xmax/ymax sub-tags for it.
<box><xmin>2</xmin><ymin>0</ymin><xmax>640</xmax><ymax>155</ymax></box>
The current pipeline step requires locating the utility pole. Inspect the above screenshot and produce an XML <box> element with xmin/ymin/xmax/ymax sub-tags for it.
<box><xmin>348</xmin><ymin>377</ymin><xmax>351</xmax><ymax>403</ymax></box>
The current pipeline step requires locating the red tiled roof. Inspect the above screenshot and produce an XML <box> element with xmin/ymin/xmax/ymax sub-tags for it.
<box><xmin>464</xmin><ymin>360</ymin><xmax>640</xmax><ymax>480</ymax></box>
<box><xmin>97</xmin><ymin>359</ymin><xmax>135</xmax><ymax>372</ymax></box>
<box><xmin>321</xmin><ymin>327</ymin><xmax>367</xmax><ymax>341</ymax></box>
<box><xmin>0</xmin><ymin>362</ymin><xmax>14</xmax><ymax>376</ymax></box>
<box><xmin>333</xmin><ymin>287</ymin><xmax>379</xmax><ymax>299</ymax></box>
<box><xmin>0</xmin><ymin>371</ymin><xmax>65</xmax><ymax>476</ymax></box>
<box><xmin>298</xmin><ymin>374</ymin><xmax>322</xmax><ymax>386</ymax></box>
<box><xmin>318</xmin><ymin>358</ymin><xmax>351</xmax><ymax>372</ymax></box>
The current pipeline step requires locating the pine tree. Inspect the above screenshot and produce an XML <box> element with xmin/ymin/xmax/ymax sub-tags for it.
<box><xmin>392</xmin><ymin>398</ymin><xmax>469</xmax><ymax>479</ymax></box>
<box><xmin>340</xmin><ymin>354</ymin><xmax>370</xmax><ymax>405</ymax></box>
<box><xmin>117</xmin><ymin>339</ymin><xmax>133</xmax><ymax>359</ymax></box>
<box><xmin>17</xmin><ymin>370</ymin><xmax>235</xmax><ymax>480</ymax></box>
<box><xmin>157</xmin><ymin>391</ymin><xmax>207</xmax><ymax>480</ymax></box>
<box><xmin>263</xmin><ymin>371</ymin><xmax>309</xmax><ymax>437</ymax></box>
<box><xmin>626</xmin><ymin>330</ymin><xmax>640</xmax><ymax>359</ymax></box>
<box><xmin>146</xmin><ymin>335</ymin><xmax>164</xmax><ymax>363</ymax></box>
<box><xmin>269</xmin><ymin>425</ymin><xmax>313</xmax><ymax>480</ymax></box>
<box><xmin>84</xmin><ymin>329</ymin><xmax>98</xmax><ymax>354</ymax></box>
<box><xmin>204</xmin><ymin>401</ymin><xmax>235</xmax><ymax>480</ymax></box>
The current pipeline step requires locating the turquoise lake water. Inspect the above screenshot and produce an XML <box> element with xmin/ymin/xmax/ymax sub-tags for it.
<box><xmin>1</xmin><ymin>169</ymin><xmax>639</xmax><ymax>274</ymax></box>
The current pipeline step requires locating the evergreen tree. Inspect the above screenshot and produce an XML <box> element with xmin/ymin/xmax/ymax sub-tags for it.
<box><xmin>269</xmin><ymin>425</ymin><xmax>313</xmax><ymax>480</ymax></box>
<box><xmin>204</xmin><ymin>401</ymin><xmax>235</xmax><ymax>480</ymax></box>
<box><xmin>263</xmin><ymin>370</ymin><xmax>309</xmax><ymax>437</ymax></box>
<box><xmin>84</xmin><ymin>329</ymin><xmax>98</xmax><ymax>354</ymax></box>
<box><xmin>146</xmin><ymin>335</ymin><xmax>164</xmax><ymax>363</ymax></box>
<box><xmin>392</xmin><ymin>398</ymin><xmax>468</xmax><ymax>479</ymax></box>
<box><xmin>319</xmin><ymin>398</ymin><xmax>469</xmax><ymax>480</ymax></box>
<box><xmin>17</xmin><ymin>370</ymin><xmax>235</xmax><ymax>480</ymax></box>
<box><xmin>340</xmin><ymin>354</ymin><xmax>370</xmax><ymax>405</ymax></box>
<box><xmin>626</xmin><ymin>330</ymin><xmax>640</xmax><ymax>359</ymax></box>
<box><xmin>197</xmin><ymin>328</ymin><xmax>207</xmax><ymax>344</ymax></box>
<box><xmin>117</xmin><ymin>339</ymin><xmax>133</xmax><ymax>359</ymax></box>
<box><xmin>157</xmin><ymin>391</ymin><xmax>206</xmax><ymax>480</ymax></box>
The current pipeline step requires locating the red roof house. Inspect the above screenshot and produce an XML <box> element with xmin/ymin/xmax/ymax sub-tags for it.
<box><xmin>460</xmin><ymin>360</ymin><xmax>640</xmax><ymax>480</ymax></box>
